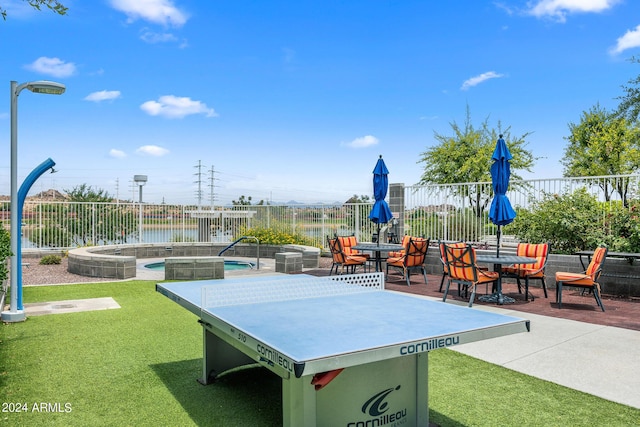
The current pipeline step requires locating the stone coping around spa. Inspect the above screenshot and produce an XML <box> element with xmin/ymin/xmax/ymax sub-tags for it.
<box><xmin>62</xmin><ymin>242</ymin><xmax>320</xmax><ymax>280</ymax></box>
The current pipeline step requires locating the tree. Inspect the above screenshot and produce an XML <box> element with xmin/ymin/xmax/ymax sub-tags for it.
<box><xmin>562</xmin><ymin>104</ymin><xmax>640</xmax><ymax>205</ymax></box>
<box><xmin>345</xmin><ymin>195</ymin><xmax>370</xmax><ymax>204</ymax></box>
<box><xmin>418</xmin><ymin>106</ymin><xmax>535</xmax><ymax>216</ymax></box>
<box><xmin>65</xmin><ymin>184</ymin><xmax>113</xmax><ymax>202</ymax></box>
<box><xmin>616</xmin><ymin>56</ymin><xmax>640</xmax><ymax>123</ymax></box>
<box><xmin>35</xmin><ymin>184</ymin><xmax>135</xmax><ymax>247</ymax></box>
<box><xmin>1</xmin><ymin>0</ymin><xmax>67</xmax><ymax>20</ymax></box>
<box><xmin>232</xmin><ymin>195</ymin><xmax>265</xmax><ymax>205</ymax></box>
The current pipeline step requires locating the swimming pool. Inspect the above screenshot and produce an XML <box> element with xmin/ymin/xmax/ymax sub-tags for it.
<box><xmin>144</xmin><ymin>260</ymin><xmax>256</xmax><ymax>271</ymax></box>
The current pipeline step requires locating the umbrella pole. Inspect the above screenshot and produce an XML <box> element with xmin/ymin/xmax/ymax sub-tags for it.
<box><xmin>496</xmin><ymin>225</ymin><xmax>501</xmax><ymax>257</ymax></box>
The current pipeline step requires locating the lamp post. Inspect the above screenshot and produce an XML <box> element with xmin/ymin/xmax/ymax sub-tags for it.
<box><xmin>134</xmin><ymin>175</ymin><xmax>147</xmax><ymax>243</ymax></box>
<box><xmin>2</xmin><ymin>80</ymin><xmax>65</xmax><ymax>323</ymax></box>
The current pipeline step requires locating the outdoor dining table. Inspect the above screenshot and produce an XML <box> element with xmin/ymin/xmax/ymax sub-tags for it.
<box><xmin>475</xmin><ymin>254</ymin><xmax>537</xmax><ymax>305</ymax></box>
<box><xmin>352</xmin><ymin>242</ymin><xmax>404</xmax><ymax>272</ymax></box>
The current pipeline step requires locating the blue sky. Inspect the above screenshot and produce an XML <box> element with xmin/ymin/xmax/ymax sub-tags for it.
<box><xmin>1</xmin><ymin>0</ymin><xmax>640</xmax><ymax>205</ymax></box>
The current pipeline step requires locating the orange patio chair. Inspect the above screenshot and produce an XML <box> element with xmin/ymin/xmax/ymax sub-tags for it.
<box><xmin>386</xmin><ymin>237</ymin><xmax>430</xmax><ymax>286</ymax></box>
<box><xmin>442</xmin><ymin>243</ymin><xmax>499</xmax><ymax>307</ymax></box>
<box><xmin>555</xmin><ymin>245</ymin><xmax>608</xmax><ymax>311</ymax></box>
<box><xmin>438</xmin><ymin>241</ymin><xmax>467</xmax><ymax>293</ymax></box>
<box><xmin>501</xmin><ymin>242</ymin><xmax>551</xmax><ymax>301</ymax></box>
<box><xmin>337</xmin><ymin>235</ymin><xmax>370</xmax><ymax>260</ymax></box>
<box><xmin>388</xmin><ymin>234</ymin><xmax>411</xmax><ymax>258</ymax></box>
<box><xmin>327</xmin><ymin>236</ymin><xmax>367</xmax><ymax>276</ymax></box>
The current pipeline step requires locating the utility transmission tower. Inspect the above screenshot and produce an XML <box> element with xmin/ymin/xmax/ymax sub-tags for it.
<box><xmin>194</xmin><ymin>160</ymin><xmax>205</xmax><ymax>208</ymax></box>
<box><xmin>208</xmin><ymin>165</ymin><xmax>219</xmax><ymax>208</ymax></box>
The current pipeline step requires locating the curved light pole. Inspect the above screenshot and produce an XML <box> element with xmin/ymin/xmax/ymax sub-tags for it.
<box><xmin>16</xmin><ymin>158</ymin><xmax>57</xmax><ymax>311</ymax></box>
<box><xmin>134</xmin><ymin>175</ymin><xmax>147</xmax><ymax>243</ymax></box>
<box><xmin>1</xmin><ymin>80</ymin><xmax>65</xmax><ymax>323</ymax></box>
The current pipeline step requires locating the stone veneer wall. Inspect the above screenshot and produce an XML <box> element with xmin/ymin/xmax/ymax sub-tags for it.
<box><xmin>164</xmin><ymin>256</ymin><xmax>225</xmax><ymax>281</ymax></box>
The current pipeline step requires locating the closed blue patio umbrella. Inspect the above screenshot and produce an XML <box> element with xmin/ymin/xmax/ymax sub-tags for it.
<box><xmin>369</xmin><ymin>155</ymin><xmax>393</xmax><ymax>246</ymax></box>
<box><xmin>488</xmin><ymin>134</ymin><xmax>516</xmax><ymax>257</ymax></box>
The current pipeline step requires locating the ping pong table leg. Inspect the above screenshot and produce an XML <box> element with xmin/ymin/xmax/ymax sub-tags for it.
<box><xmin>199</xmin><ymin>327</ymin><xmax>256</xmax><ymax>385</ymax></box>
<box><xmin>416</xmin><ymin>352</ymin><xmax>429</xmax><ymax>425</ymax></box>
<box><xmin>282</xmin><ymin>375</ymin><xmax>317</xmax><ymax>427</ymax></box>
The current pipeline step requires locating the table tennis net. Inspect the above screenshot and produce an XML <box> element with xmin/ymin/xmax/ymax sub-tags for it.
<box><xmin>202</xmin><ymin>272</ymin><xmax>384</xmax><ymax>308</ymax></box>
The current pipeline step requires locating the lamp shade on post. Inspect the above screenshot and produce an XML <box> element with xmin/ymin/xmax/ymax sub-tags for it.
<box><xmin>22</xmin><ymin>80</ymin><xmax>66</xmax><ymax>95</ymax></box>
<box><xmin>134</xmin><ymin>175</ymin><xmax>148</xmax><ymax>243</ymax></box>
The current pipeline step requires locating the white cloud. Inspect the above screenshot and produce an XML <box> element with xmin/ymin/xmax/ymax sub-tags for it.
<box><xmin>461</xmin><ymin>71</ymin><xmax>504</xmax><ymax>90</ymax></box>
<box><xmin>109</xmin><ymin>149</ymin><xmax>127</xmax><ymax>158</ymax></box>
<box><xmin>109</xmin><ymin>0</ymin><xmax>188</xmax><ymax>27</ymax></box>
<box><xmin>136</xmin><ymin>145</ymin><xmax>170</xmax><ymax>156</ymax></box>
<box><xmin>140</xmin><ymin>29</ymin><xmax>178</xmax><ymax>43</ymax></box>
<box><xmin>347</xmin><ymin>135</ymin><xmax>379</xmax><ymax>148</ymax></box>
<box><xmin>494</xmin><ymin>2</ymin><xmax>515</xmax><ymax>16</ymax></box>
<box><xmin>84</xmin><ymin>90</ymin><xmax>122</xmax><ymax>102</ymax></box>
<box><xmin>25</xmin><ymin>57</ymin><xmax>76</xmax><ymax>78</ymax></box>
<box><xmin>610</xmin><ymin>25</ymin><xmax>640</xmax><ymax>55</ymax></box>
<box><xmin>140</xmin><ymin>95</ymin><xmax>218</xmax><ymax>119</ymax></box>
<box><xmin>527</xmin><ymin>0</ymin><xmax>620</xmax><ymax>23</ymax></box>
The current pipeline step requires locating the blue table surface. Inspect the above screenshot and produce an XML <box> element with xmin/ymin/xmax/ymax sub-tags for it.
<box><xmin>158</xmin><ymin>276</ymin><xmax>528</xmax><ymax>363</ymax></box>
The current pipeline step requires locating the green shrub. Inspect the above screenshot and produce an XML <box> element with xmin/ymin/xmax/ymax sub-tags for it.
<box><xmin>39</xmin><ymin>254</ymin><xmax>62</xmax><ymax>265</ymax></box>
<box><xmin>0</xmin><ymin>224</ymin><xmax>11</xmax><ymax>283</ymax></box>
<box><xmin>238</xmin><ymin>226</ymin><xmax>318</xmax><ymax>247</ymax></box>
<box><xmin>508</xmin><ymin>188</ymin><xmax>640</xmax><ymax>254</ymax></box>
<box><xmin>510</xmin><ymin>188</ymin><xmax>607</xmax><ymax>254</ymax></box>
<box><xmin>601</xmin><ymin>200</ymin><xmax>640</xmax><ymax>252</ymax></box>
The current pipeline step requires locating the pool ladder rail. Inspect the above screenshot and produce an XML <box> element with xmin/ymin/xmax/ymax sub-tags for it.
<box><xmin>218</xmin><ymin>236</ymin><xmax>260</xmax><ymax>269</ymax></box>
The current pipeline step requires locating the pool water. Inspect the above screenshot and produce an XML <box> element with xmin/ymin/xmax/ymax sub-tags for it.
<box><xmin>144</xmin><ymin>260</ymin><xmax>255</xmax><ymax>271</ymax></box>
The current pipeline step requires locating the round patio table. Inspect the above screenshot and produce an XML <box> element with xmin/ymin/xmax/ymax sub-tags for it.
<box><xmin>475</xmin><ymin>254</ymin><xmax>537</xmax><ymax>305</ymax></box>
<box><xmin>352</xmin><ymin>242</ymin><xmax>404</xmax><ymax>272</ymax></box>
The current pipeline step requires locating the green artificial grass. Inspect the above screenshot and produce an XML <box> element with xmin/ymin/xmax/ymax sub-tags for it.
<box><xmin>1</xmin><ymin>281</ymin><xmax>638</xmax><ymax>426</ymax></box>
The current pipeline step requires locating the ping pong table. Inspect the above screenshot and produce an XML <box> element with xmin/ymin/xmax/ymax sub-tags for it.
<box><xmin>156</xmin><ymin>272</ymin><xmax>530</xmax><ymax>426</ymax></box>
